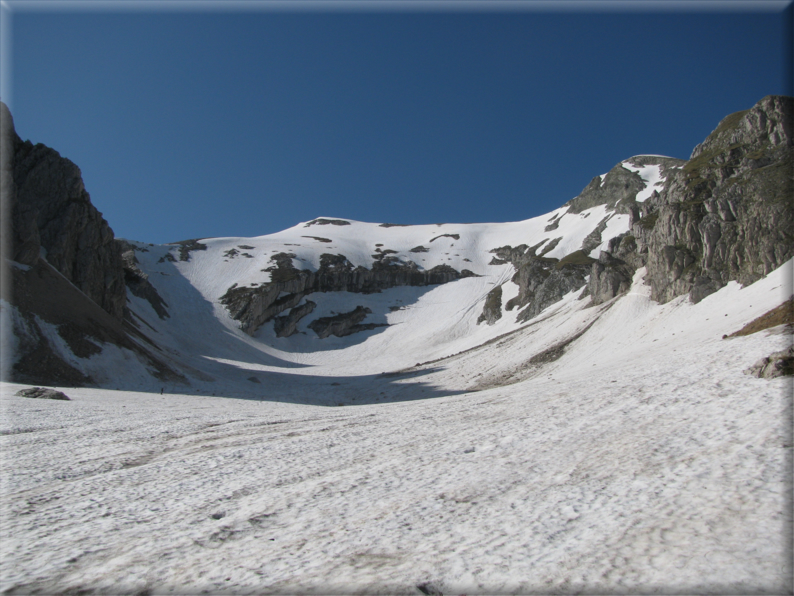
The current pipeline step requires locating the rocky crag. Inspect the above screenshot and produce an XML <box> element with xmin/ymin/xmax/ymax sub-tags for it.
<box><xmin>591</xmin><ymin>95</ymin><xmax>793</xmax><ymax>306</ymax></box>
<box><xmin>3</xmin><ymin>102</ymin><xmax>126</xmax><ymax>321</ymax></box>
<box><xmin>1</xmin><ymin>102</ymin><xmax>183</xmax><ymax>386</ymax></box>
<box><xmin>479</xmin><ymin>95</ymin><xmax>793</xmax><ymax>326</ymax></box>
<box><xmin>221</xmin><ymin>251</ymin><xmax>477</xmax><ymax>336</ymax></box>
<box><xmin>481</xmin><ymin>242</ymin><xmax>597</xmax><ymax>325</ymax></box>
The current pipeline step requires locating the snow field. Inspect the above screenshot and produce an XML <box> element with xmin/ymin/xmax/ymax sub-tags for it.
<box><xmin>1</xmin><ymin>260</ymin><xmax>791</xmax><ymax>594</ymax></box>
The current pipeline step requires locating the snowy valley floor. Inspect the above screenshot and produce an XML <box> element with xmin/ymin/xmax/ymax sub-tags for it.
<box><xmin>1</xmin><ymin>270</ymin><xmax>792</xmax><ymax>594</ymax></box>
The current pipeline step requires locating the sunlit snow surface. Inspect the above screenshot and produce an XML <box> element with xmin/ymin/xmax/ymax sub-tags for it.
<box><xmin>622</xmin><ymin>162</ymin><xmax>666</xmax><ymax>202</ymax></box>
<box><xmin>1</xmin><ymin>254</ymin><xmax>791</xmax><ymax>594</ymax></box>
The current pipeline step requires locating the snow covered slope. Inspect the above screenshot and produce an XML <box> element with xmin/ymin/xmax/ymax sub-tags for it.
<box><xmin>1</xmin><ymin>257</ymin><xmax>790</xmax><ymax>595</ymax></box>
<box><xmin>113</xmin><ymin>157</ymin><xmax>679</xmax><ymax>394</ymax></box>
<box><xmin>3</xmin><ymin>131</ymin><xmax>793</xmax><ymax>593</ymax></box>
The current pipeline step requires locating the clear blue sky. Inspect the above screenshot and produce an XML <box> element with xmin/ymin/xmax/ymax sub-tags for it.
<box><xmin>5</xmin><ymin>2</ymin><xmax>792</xmax><ymax>244</ymax></box>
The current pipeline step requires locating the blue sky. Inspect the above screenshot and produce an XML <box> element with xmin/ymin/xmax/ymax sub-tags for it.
<box><xmin>5</xmin><ymin>2</ymin><xmax>792</xmax><ymax>244</ymax></box>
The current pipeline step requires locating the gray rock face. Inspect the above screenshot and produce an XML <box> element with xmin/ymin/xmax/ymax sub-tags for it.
<box><xmin>3</xmin><ymin>102</ymin><xmax>126</xmax><ymax>321</ymax></box>
<box><xmin>477</xmin><ymin>284</ymin><xmax>503</xmax><ymax>325</ymax></box>
<box><xmin>744</xmin><ymin>345</ymin><xmax>794</xmax><ymax>378</ymax></box>
<box><xmin>15</xmin><ymin>387</ymin><xmax>71</xmax><ymax>400</ymax></box>
<box><xmin>644</xmin><ymin>95</ymin><xmax>793</xmax><ymax>303</ymax></box>
<box><xmin>307</xmin><ymin>306</ymin><xmax>386</xmax><ymax>339</ymax></box>
<box><xmin>221</xmin><ymin>252</ymin><xmax>477</xmax><ymax>335</ymax></box>
<box><xmin>486</xmin><ymin>242</ymin><xmax>592</xmax><ymax>323</ymax></box>
<box><xmin>564</xmin><ymin>155</ymin><xmax>686</xmax><ymax>215</ymax></box>
<box><xmin>588</xmin><ymin>95</ymin><xmax>793</xmax><ymax>305</ymax></box>
<box><xmin>304</xmin><ymin>218</ymin><xmax>351</xmax><ymax>227</ymax></box>
<box><xmin>273</xmin><ymin>300</ymin><xmax>316</xmax><ymax>337</ymax></box>
<box><xmin>117</xmin><ymin>240</ymin><xmax>170</xmax><ymax>319</ymax></box>
<box><xmin>587</xmin><ymin>233</ymin><xmax>639</xmax><ymax>305</ymax></box>
<box><xmin>579</xmin><ymin>215</ymin><xmax>611</xmax><ymax>254</ymax></box>
<box><xmin>172</xmin><ymin>239</ymin><xmax>207</xmax><ymax>262</ymax></box>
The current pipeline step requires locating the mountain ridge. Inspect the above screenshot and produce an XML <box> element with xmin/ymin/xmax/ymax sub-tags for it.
<box><xmin>1</xmin><ymin>95</ymin><xmax>791</xmax><ymax>393</ymax></box>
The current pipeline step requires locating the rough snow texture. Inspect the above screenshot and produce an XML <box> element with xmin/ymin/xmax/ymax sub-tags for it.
<box><xmin>1</xmin><ymin>96</ymin><xmax>792</xmax><ymax>594</ymax></box>
<box><xmin>1</xmin><ymin>262</ymin><xmax>791</xmax><ymax>595</ymax></box>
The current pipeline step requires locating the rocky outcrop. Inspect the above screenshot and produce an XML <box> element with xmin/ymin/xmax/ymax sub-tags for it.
<box><xmin>273</xmin><ymin>300</ymin><xmax>316</xmax><ymax>337</ymax></box>
<box><xmin>564</xmin><ymin>155</ymin><xmax>686</xmax><ymax>215</ymax></box>
<box><xmin>16</xmin><ymin>387</ymin><xmax>71</xmax><ymax>400</ymax></box>
<box><xmin>4</xmin><ymin>256</ymin><xmax>185</xmax><ymax>387</ymax></box>
<box><xmin>429</xmin><ymin>234</ymin><xmax>460</xmax><ymax>242</ymax></box>
<box><xmin>744</xmin><ymin>345</ymin><xmax>794</xmax><ymax>378</ymax></box>
<box><xmin>580</xmin><ymin>215</ymin><xmax>611</xmax><ymax>254</ymax></box>
<box><xmin>172</xmin><ymin>239</ymin><xmax>207</xmax><ymax>262</ymax></box>
<box><xmin>587</xmin><ymin>233</ymin><xmax>640</xmax><ymax>305</ymax></box>
<box><xmin>588</xmin><ymin>95</ymin><xmax>793</xmax><ymax>305</ymax></box>
<box><xmin>485</xmin><ymin>242</ymin><xmax>593</xmax><ymax>323</ymax></box>
<box><xmin>3</xmin><ymin>102</ymin><xmax>126</xmax><ymax>321</ymax></box>
<box><xmin>117</xmin><ymin>240</ymin><xmax>169</xmax><ymax>319</ymax></box>
<box><xmin>307</xmin><ymin>306</ymin><xmax>386</xmax><ymax>339</ymax></box>
<box><xmin>643</xmin><ymin>95</ymin><xmax>793</xmax><ymax>303</ymax></box>
<box><xmin>304</xmin><ymin>218</ymin><xmax>351</xmax><ymax>227</ymax></box>
<box><xmin>221</xmin><ymin>252</ymin><xmax>477</xmax><ymax>335</ymax></box>
<box><xmin>2</xmin><ymin>102</ymin><xmax>185</xmax><ymax>388</ymax></box>
<box><xmin>477</xmin><ymin>285</ymin><xmax>503</xmax><ymax>325</ymax></box>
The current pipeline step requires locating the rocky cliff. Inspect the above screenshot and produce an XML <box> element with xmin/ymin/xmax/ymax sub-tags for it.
<box><xmin>589</xmin><ymin>95</ymin><xmax>793</xmax><ymax>305</ymax></box>
<box><xmin>221</xmin><ymin>251</ymin><xmax>477</xmax><ymax>336</ymax></box>
<box><xmin>1</xmin><ymin>102</ymin><xmax>183</xmax><ymax>387</ymax></box>
<box><xmin>2</xmin><ymin>102</ymin><xmax>127</xmax><ymax>321</ymax></box>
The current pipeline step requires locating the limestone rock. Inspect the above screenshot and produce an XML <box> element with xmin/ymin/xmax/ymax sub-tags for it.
<box><xmin>564</xmin><ymin>155</ymin><xmax>686</xmax><ymax>215</ymax></box>
<box><xmin>221</xmin><ymin>252</ymin><xmax>476</xmax><ymax>335</ymax></box>
<box><xmin>15</xmin><ymin>387</ymin><xmax>71</xmax><ymax>400</ymax></box>
<box><xmin>585</xmin><ymin>95</ymin><xmax>793</xmax><ymax>306</ymax></box>
<box><xmin>117</xmin><ymin>240</ymin><xmax>170</xmax><ymax>319</ymax></box>
<box><xmin>172</xmin><ymin>239</ymin><xmax>207</xmax><ymax>262</ymax></box>
<box><xmin>304</xmin><ymin>218</ymin><xmax>351</xmax><ymax>227</ymax></box>
<box><xmin>634</xmin><ymin>95</ymin><xmax>793</xmax><ymax>304</ymax></box>
<box><xmin>744</xmin><ymin>345</ymin><xmax>794</xmax><ymax>378</ymax></box>
<box><xmin>307</xmin><ymin>306</ymin><xmax>386</xmax><ymax>339</ymax></box>
<box><xmin>3</xmin><ymin>101</ymin><xmax>126</xmax><ymax>321</ymax></box>
<box><xmin>587</xmin><ymin>234</ymin><xmax>639</xmax><ymax>305</ymax></box>
<box><xmin>477</xmin><ymin>285</ymin><xmax>503</xmax><ymax>325</ymax></box>
<box><xmin>487</xmin><ymin>242</ymin><xmax>591</xmax><ymax>323</ymax></box>
<box><xmin>273</xmin><ymin>300</ymin><xmax>316</xmax><ymax>338</ymax></box>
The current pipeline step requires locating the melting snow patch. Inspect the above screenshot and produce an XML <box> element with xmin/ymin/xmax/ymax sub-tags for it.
<box><xmin>622</xmin><ymin>162</ymin><xmax>665</xmax><ymax>202</ymax></box>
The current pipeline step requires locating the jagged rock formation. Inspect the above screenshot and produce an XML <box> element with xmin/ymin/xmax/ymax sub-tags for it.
<box><xmin>273</xmin><ymin>300</ymin><xmax>316</xmax><ymax>338</ymax></box>
<box><xmin>429</xmin><ymin>234</ymin><xmax>460</xmax><ymax>242</ymax></box>
<box><xmin>484</xmin><ymin>242</ymin><xmax>594</xmax><ymax>323</ymax></box>
<box><xmin>589</xmin><ymin>95</ymin><xmax>793</xmax><ymax>305</ymax></box>
<box><xmin>478</xmin><ymin>101</ymin><xmax>789</xmax><ymax>320</ymax></box>
<box><xmin>3</xmin><ymin>102</ymin><xmax>126</xmax><ymax>321</ymax></box>
<box><xmin>477</xmin><ymin>285</ymin><xmax>503</xmax><ymax>325</ymax></box>
<box><xmin>5</xmin><ymin>255</ymin><xmax>185</xmax><ymax>386</ymax></box>
<box><xmin>117</xmin><ymin>240</ymin><xmax>170</xmax><ymax>319</ymax></box>
<box><xmin>172</xmin><ymin>239</ymin><xmax>207</xmax><ymax>262</ymax></box>
<box><xmin>307</xmin><ymin>306</ymin><xmax>386</xmax><ymax>339</ymax></box>
<box><xmin>564</xmin><ymin>155</ymin><xmax>686</xmax><ymax>215</ymax></box>
<box><xmin>580</xmin><ymin>215</ymin><xmax>612</xmax><ymax>254</ymax></box>
<box><xmin>221</xmin><ymin>252</ymin><xmax>477</xmax><ymax>335</ymax></box>
<box><xmin>2</xmin><ymin>102</ymin><xmax>184</xmax><ymax>387</ymax></box>
<box><xmin>15</xmin><ymin>387</ymin><xmax>71</xmax><ymax>400</ymax></box>
<box><xmin>304</xmin><ymin>218</ymin><xmax>351</xmax><ymax>227</ymax></box>
<box><xmin>744</xmin><ymin>345</ymin><xmax>794</xmax><ymax>378</ymax></box>
<box><xmin>588</xmin><ymin>234</ymin><xmax>639</xmax><ymax>305</ymax></box>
